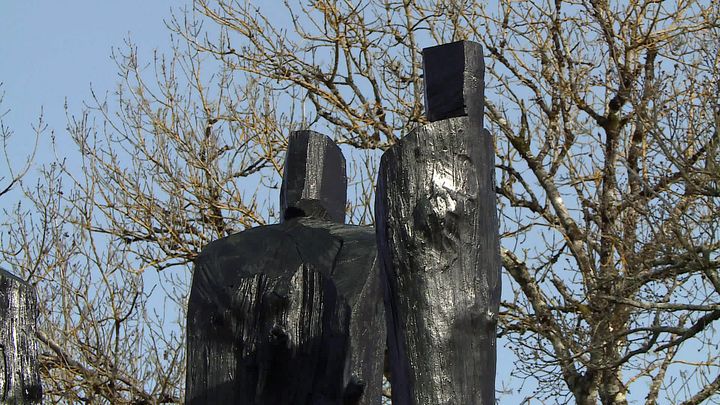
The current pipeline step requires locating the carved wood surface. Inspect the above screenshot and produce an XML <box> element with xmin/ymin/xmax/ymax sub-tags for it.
<box><xmin>186</xmin><ymin>219</ymin><xmax>385</xmax><ymax>404</ymax></box>
<box><xmin>186</xmin><ymin>130</ymin><xmax>384</xmax><ymax>405</ymax></box>
<box><xmin>0</xmin><ymin>268</ymin><xmax>42</xmax><ymax>404</ymax></box>
<box><xmin>375</xmin><ymin>40</ymin><xmax>500</xmax><ymax>405</ymax></box>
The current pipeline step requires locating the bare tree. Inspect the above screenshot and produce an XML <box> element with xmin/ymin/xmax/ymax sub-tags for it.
<box><xmin>1</xmin><ymin>32</ymin><xmax>284</xmax><ymax>402</ymax></box>
<box><xmin>0</xmin><ymin>84</ymin><xmax>38</xmax><ymax>200</ymax></box>
<box><xmin>188</xmin><ymin>1</ymin><xmax>720</xmax><ymax>402</ymax></box>
<box><xmin>2</xmin><ymin>0</ymin><xmax>719</xmax><ymax>404</ymax></box>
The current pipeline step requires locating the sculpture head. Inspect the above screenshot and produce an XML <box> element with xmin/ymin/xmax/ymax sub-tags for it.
<box><xmin>280</xmin><ymin>130</ymin><xmax>347</xmax><ymax>223</ymax></box>
<box><xmin>422</xmin><ymin>40</ymin><xmax>484</xmax><ymax>126</ymax></box>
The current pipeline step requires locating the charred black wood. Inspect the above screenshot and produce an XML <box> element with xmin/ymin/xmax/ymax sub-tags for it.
<box><xmin>186</xmin><ymin>131</ymin><xmax>385</xmax><ymax>405</ymax></box>
<box><xmin>0</xmin><ymin>268</ymin><xmax>42</xmax><ymax>404</ymax></box>
<box><xmin>422</xmin><ymin>41</ymin><xmax>484</xmax><ymax>126</ymax></box>
<box><xmin>376</xmin><ymin>41</ymin><xmax>500</xmax><ymax>405</ymax></box>
<box><xmin>280</xmin><ymin>130</ymin><xmax>347</xmax><ymax>224</ymax></box>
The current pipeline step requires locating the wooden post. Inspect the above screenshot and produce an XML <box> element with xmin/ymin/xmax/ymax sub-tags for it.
<box><xmin>0</xmin><ymin>268</ymin><xmax>42</xmax><ymax>404</ymax></box>
<box><xmin>186</xmin><ymin>131</ymin><xmax>385</xmax><ymax>404</ymax></box>
<box><xmin>375</xmin><ymin>41</ymin><xmax>500</xmax><ymax>404</ymax></box>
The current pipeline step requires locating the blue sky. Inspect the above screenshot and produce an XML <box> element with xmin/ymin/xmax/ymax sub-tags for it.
<box><xmin>1</xmin><ymin>2</ymin><xmax>180</xmax><ymax>163</ymax></box>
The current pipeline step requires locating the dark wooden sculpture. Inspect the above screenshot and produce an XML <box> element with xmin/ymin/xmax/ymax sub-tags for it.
<box><xmin>185</xmin><ymin>131</ymin><xmax>385</xmax><ymax>404</ymax></box>
<box><xmin>0</xmin><ymin>268</ymin><xmax>42</xmax><ymax>404</ymax></box>
<box><xmin>375</xmin><ymin>41</ymin><xmax>501</xmax><ymax>404</ymax></box>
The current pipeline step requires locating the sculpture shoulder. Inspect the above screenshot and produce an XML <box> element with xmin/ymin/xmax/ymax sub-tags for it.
<box><xmin>194</xmin><ymin>224</ymin><xmax>288</xmax><ymax>269</ymax></box>
<box><xmin>299</xmin><ymin>218</ymin><xmax>375</xmax><ymax>241</ymax></box>
<box><xmin>193</xmin><ymin>221</ymin><xmax>342</xmax><ymax>278</ymax></box>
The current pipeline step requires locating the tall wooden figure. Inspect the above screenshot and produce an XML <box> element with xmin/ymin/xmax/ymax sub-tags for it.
<box><xmin>376</xmin><ymin>41</ymin><xmax>501</xmax><ymax>404</ymax></box>
<box><xmin>186</xmin><ymin>131</ymin><xmax>385</xmax><ymax>404</ymax></box>
<box><xmin>0</xmin><ymin>268</ymin><xmax>42</xmax><ymax>404</ymax></box>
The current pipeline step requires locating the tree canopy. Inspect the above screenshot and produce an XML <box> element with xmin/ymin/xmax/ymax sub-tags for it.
<box><xmin>1</xmin><ymin>0</ymin><xmax>719</xmax><ymax>403</ymax></box>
